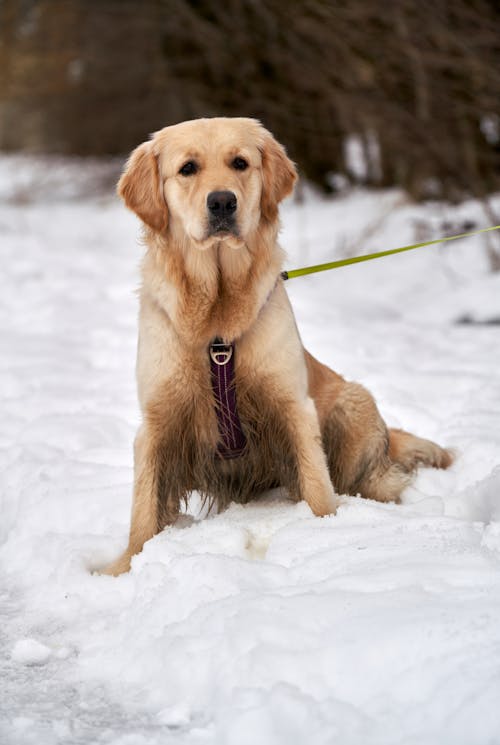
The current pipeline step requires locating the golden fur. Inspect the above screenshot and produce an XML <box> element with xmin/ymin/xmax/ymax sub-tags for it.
<box><xmin>102</xmin><ymin>117</ymin><xmax>452</xmax><ymax>575</ymax></box>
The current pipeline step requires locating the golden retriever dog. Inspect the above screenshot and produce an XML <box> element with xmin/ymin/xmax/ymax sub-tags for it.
<box><xmin>103</xmin><ymin>117</ymin><xmax>452</xmax><ymax>575</ymax></box>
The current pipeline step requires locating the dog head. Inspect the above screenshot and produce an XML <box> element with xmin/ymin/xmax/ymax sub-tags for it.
<box><xmin>117</xmin><ymin>117</ymin><xmax>297</xmax><ymax>249</ymax></box>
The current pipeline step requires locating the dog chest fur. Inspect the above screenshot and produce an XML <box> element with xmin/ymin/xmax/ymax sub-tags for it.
<box><xmin>146</xmin><ymin>366</ymin><xmax>300</xmax><ymax>529</ymax></box>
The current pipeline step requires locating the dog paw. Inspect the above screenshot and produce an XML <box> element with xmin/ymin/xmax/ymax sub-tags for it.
<box><xmin>96</xmin><ymin>554</ymin><xmax>132</xmax><ymax>577</ymax></box>
<box><xmin>308</xmin><ymin>486</ymin><xmax>342</xmax><ymax>517</ymax></box>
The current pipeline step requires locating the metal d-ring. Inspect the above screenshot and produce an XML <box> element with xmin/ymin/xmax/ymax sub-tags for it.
<box><xmin>210</xmin><ymin>342</ymin><xmax>233</xmax><ymax>366</ymax></box>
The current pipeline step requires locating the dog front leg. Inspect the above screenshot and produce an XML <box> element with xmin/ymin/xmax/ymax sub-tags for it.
<box><xmin>288</xmin><ymin>397</ymin><xmax>341</xmax><ymax>516</ymax></box>
<box><xmin>101</xmin><ymin>426</ymin><xmax>177</xmax><ymax>576</ymax></box>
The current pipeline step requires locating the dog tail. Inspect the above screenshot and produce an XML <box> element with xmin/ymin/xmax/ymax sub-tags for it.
<box><xmin>388</xmin><ymin>428</ymin><xmax>454</xmax><ymax>472</ymax></box>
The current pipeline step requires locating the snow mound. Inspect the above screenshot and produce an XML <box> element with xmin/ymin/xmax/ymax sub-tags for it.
<box><xmin>11</xmin><ymin>639</ymin><xmax>51</xmax><ymax>666</ymax></box>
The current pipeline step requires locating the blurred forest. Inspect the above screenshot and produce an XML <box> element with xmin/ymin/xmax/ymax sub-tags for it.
<box><xmin>0</xmin><ymin>0</ymin><xmax>499</xmax><ymax>200</ymax></box>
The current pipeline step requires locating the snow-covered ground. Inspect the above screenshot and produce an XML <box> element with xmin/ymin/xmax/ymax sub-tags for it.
<box><xmin>1</xmin><ymin>155</ymin><xmax>500</xmax><ymax>745</ymax></box>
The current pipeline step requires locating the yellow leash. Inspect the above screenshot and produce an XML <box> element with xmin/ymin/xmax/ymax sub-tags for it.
<box><xmin>281</xmin><ymin>224</ymin><xmax>500</xmax><ymax>281</ymax></box>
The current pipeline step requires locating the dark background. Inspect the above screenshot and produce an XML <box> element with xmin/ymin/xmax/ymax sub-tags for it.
<box><xmin>1</xmin><ymin>0</ymin><xmax>499</xmax><ymax>200</ymax></box>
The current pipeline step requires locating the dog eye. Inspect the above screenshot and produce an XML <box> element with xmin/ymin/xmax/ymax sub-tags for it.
<box><xmin>231</xmin><ymin>157</ymin><xmax>248</xmax><ymax>171</ymax></box>
<box><xmin>179</xmin><ymin>161</ymin><xmax>198</xmax><ymax>176</ymax></box>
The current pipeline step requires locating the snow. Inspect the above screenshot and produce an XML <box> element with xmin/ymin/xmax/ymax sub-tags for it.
<box><xmin>11</xmin><ymin>639</ymin><xmax>52</xmax><ymax>666</ymax></box>
<box><xmin>1</xmin><ymin>155</ymin><xmax>500</xmax><ymax>744</ymax></box>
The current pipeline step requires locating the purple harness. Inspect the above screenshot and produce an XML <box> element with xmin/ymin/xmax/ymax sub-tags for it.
<box><xmin>209</xmin><ymin>339</ymin><xmax>247</xmax><ymax>459</ymax></box>
<box><xmin>208</xmin><ymin>278</ymin><xmax>279</xmax><ymax>459</ymax></box>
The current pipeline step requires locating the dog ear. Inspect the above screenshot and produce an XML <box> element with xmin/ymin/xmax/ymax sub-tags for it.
<box><xmin>117</xmin><ymin>140</ymin><xmax>168</xmax><ymax>232</ymax></box>
<box><xmin>260</xmin><ymin>133</ymin><xmax>298</xmax><ymax>222</ymax></box>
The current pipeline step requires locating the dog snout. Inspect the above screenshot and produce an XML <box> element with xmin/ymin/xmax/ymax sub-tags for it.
<box><xmin>207</xmin><ymin>191</ymin><xmax>237</xmax><ymax>218</ymax></box>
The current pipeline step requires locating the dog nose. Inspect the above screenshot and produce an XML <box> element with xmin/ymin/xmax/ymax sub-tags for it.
<box><xmin>207</xmin><ymin>191</ymin><xmax>237</xmax><ymax>217</ymax></box>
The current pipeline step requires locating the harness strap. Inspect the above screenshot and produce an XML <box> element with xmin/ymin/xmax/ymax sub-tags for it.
<box><xmin>208</xmin><ymin>278</ymin><xmax>280</xmax><ymax>459</ymax></box>
<box><xmin>209</xmin><ymin>339</ymin><xmax>247</xmax><ymax>459</ymax></box>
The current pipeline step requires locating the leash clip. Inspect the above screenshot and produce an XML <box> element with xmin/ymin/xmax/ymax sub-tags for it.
<box><xmin>210</xmin><ymin>340</ymin><xmax>233</xmax><ymax>366</ymax></box>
